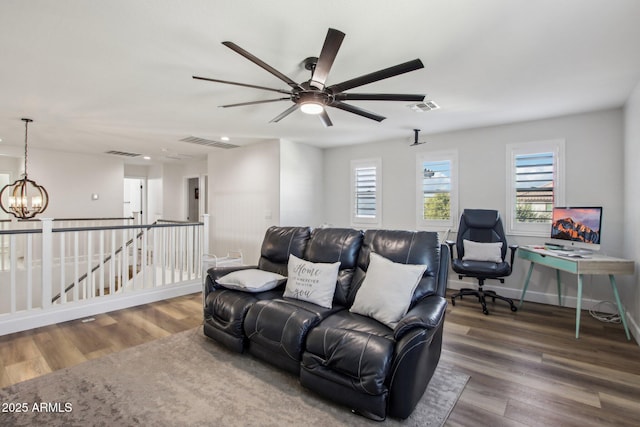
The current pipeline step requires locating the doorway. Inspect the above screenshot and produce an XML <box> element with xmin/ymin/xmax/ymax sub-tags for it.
<box><xmin>187</xmin><ymin>177</ymin><xmax>199</xmax><ymax>222</ymax></box>
<box><xmin>124</xmin><ymin>177</ymin><xmax>145</xmax><ymax>222</ymax></box>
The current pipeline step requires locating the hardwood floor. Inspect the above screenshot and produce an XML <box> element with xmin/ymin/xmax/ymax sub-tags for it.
<box><xmin>1</xmin><ymin>291</ymin><xmax>639</xmax><ymax>426</ymax></box>
<box><xmin>0</xmin><ymin>294</ymin><xmax>202</xmax><ymax>389</ymax></box>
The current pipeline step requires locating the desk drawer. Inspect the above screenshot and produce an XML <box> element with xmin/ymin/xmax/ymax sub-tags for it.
<box><xmin>519</xmin><ymin>249</ymin><xmax>578</xmax><ymax>274</ymax></box>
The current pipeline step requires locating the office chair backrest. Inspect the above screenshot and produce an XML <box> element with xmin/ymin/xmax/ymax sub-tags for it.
<box><xmin>456</xmin><ymin>209</ymin><xmax>507</xmax><ymax>260</ymax></box>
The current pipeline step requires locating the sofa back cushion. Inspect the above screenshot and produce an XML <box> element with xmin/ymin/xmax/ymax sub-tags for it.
<box><xmin>303</xmin><ymin>228</ymin><xmax>363</xmax><ymax>307</ymax></box>
<box><xmin>258</xmin><ymin>226</ymin><xmax>311</xmax><ymax>276</ymax></box>
<box><xmin>347</xmin><ymin>230</ymin><xmax>442</xmax><ymax>308</ymax></box>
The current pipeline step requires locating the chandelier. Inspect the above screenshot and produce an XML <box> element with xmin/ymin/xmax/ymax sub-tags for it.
<box><xmin>0</xmin><ymin>118</ymin><xmax>49</xmax><ymax>219</ymax></box>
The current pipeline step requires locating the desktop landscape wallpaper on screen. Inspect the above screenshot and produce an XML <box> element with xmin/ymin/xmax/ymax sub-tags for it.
<box><xmin>551</xmin><ymin>207</ymin><xmax>601</xmax><ymax>244</ymax></box>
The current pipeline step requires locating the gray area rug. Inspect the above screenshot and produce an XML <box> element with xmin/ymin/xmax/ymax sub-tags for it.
<box><xmin>0</xmin><ymin>326</ymin><xmax>468</xmax><ymax>426</ymax></box>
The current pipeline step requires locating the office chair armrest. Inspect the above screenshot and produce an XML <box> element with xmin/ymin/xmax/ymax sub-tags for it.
<box><xmin>508</xmin><ymin>244</ymin><xmax>519</xmax><ymax>267</ymax></box>
<box><xmin>393</xmin><ymin>295</ymin><xmax>447</xmax><ymax>340</ymax></box>
<box><xmin>445</xmin><ymin>240</ymin><xmax>456</xmax><ymax>260</ymax></box>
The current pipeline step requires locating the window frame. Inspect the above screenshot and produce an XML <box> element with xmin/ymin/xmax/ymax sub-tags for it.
<box><xmin>415</xmin><ymin>150</ymin><xmax>458</xmax><ymax>231</ymax></box>
<box><xmin>350</xmin><ymin>158</ymin><xmax>382</xmax><ymax>226</ymax></box>
<box><xmin>506</xmin><ymin>139</ymin><xmax>565</xmax><ymax>236</ymax></box>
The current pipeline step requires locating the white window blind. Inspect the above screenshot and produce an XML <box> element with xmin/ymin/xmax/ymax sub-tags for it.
<box><xmin>506</xmin><ymin>140</ymin><xmax>565</xmax><ymax>236</ymax></box>
<box><xmin>416</xmin><ymin>151</ymin><xmax>458</xmax><ymax>230</ymax></box>
<box><xmin>351</xmin><ymin>158</ymin><xmax>381</xmax><ymax>225</ymax></box>
<box><xmin>421</xmin><ymin>159</ymin><xmax>451</xmax><ymax>221</ymax></box>
<box><xmin>515</xmin><ymin>152</ymin><xmax>554</xmax><ymax>223</ymax></box>
<box><xmin>354</xmin><ymin>166</ymin><xmax>377</xmax><ymax>218</ymax></box>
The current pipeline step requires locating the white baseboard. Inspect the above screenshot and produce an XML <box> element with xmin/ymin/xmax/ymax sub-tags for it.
<box><xmin>626</xmin><ymin>312</ymin><xmax>640</xmax><ymax>344</ymax></box>
<box><xmin>448</xmin><ymin>279</ymin><xmax>639</xmax><ymax>345</ymax></box>
<box><xmin>0</xmin><ymin>281</ymin><xmax>201</xmax><ymax>336</ymax></box>
<box><xmin>448</xmin><ymin>278</ymin><xmax>605</xmax><ymax>310</ymax></box>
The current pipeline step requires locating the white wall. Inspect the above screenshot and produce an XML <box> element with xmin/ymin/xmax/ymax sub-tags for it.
<box><xmin>162</xmin><ymin>163</ymin><xmax>185</xmax><ymax>221</ymax></box>
<box><xmin>207</xmin><ymin>141</ymin><xmax>281</xmax><ymax>264</ymax></box>
<box><xmin>28</xmin><ymin>149</ymin><xmax>124</xmax><ymax>218</ymax></box>
<box><xmin>624</xmin><ymin>81</ymin><xmax>640</xmax><ymax>339</ymax></box>
<box><xmin>323</xmin><ymin>109</ymin><xmax>627</xmax><ymax>311</ymax></box>
<box><xmin>280</xmin><ymin>140</ymin><xmax>324</xmax><ymax>227</ymax></box>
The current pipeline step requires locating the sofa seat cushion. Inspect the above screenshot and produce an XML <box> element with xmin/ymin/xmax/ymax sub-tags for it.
<box><xmin>302</xmin><ymin>311</ymin><xmax>395</xmax><ymax>396</ymax></box>
<box><xmin>205</xmin><ymin>289</ymin><xmax>283</xmax><ymax>339</ymax></box>
<box><xmin>243</xmin><ymin>298</ymin><xmax>342</xmax><ymax>363</ymax></box>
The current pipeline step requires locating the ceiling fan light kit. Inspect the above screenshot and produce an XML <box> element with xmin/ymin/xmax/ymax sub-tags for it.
<box><xmin>193</xmin><ymin>28</ymin><xmax>426</xmax><ymax>127</ymax></box>
<box><xmin>300</xmin><ymin>102</ymin><xmax>324</xmax><ymax>115</ymax></box>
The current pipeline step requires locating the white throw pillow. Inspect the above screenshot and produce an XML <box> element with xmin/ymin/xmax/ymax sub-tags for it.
<box><xmin>462</xmin><ymin>240</ymin><xmax>503</xmax><ymax>263</ymax></box>
<box><xmin>217</xmin><ymin>269</ymin><xmax>286</xmax><ymax>293</ymax></box>
<box><xmin>350</xmin><ymin>252</ymin><xmax>427</xmax><ymax>329</ymax></box>
<box><xmin>283</xmin><ymin>254</ymin><xmax>340</xmax><ymax>308</ymax></box>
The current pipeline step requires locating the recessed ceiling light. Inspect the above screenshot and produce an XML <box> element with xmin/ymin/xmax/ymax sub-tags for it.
<box><xmin>221</xmin><ymin>136</ymin><xmax>230</xmax><ymax>141</ymax></box>
<box><xmin>143</xmin><ymin>156</ymin><xmax>151</xmax><ymax>160</ymax></box>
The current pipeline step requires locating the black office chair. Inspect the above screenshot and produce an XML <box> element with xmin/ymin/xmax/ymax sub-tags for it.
<box><xmin>446</xmin><ymin>209</ymin><xmax>518</xmax><ymax>315</ymax></box>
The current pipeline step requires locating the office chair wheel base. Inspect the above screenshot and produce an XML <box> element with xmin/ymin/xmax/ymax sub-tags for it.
<box><xmin>510</xmin><ymin>305</ymin><xmax>518</xmax><ymax>312</ymax></box>
<box><xmin>482</xmin><ymin>308</ymin><xmax>489</xmax><ymax>315</ymax></box>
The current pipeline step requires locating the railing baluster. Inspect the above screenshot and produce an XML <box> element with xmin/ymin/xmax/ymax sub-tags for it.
<box><xmin>160</xmin><ymin>227</ymin><xmax>166</xmax><ymax>286</ymax></box>
<box><xmin>41</xmin><ymin>218</ymin><xmax>53</xmax><ymax>309</ymax></box>
<box><xmin>142</xmin><ymin>226</ymin><xmax>147</xmax><ymax>288</ymax></box>
<box><xmin>60</xmin><ymin>231</ymin><xmax>66</xmax><ymax>304</ymax></box>
<box><xmin>27</xmin><ymin>235</ymin><xmax>33</xmax><ymax>310</ymax></box>
<box><xmin>10</xmin><ymin>234</ymin><xmax>17</xmax><ymax>314</ymax></box>
<box><xmin>151</xmin><ymin>227</ymin><xmax>157</xmax><ymax>287</ymax></box>
<box><xmin>87</xmin><ymin>231</ymin><xmax>93</xmax><ymax>298</ymax></box>
<box><xmin>170</xmin><ymin>227</ymin><xmax>175</xmax><ymax>284</ymax></box>
<box><xmin>99</xmin><ymin>230</ymin><xmax>105</xmax><ymax>297</ymax></box>
<box><xmin>74</xmin><ymin>232</ymin><xmax>80</xmax><ymax>301</ymax></box>
<box><xmin>110</xmin><ymin>229</ymin><xmax>116</xmax><ymax>295</ymax></box>
<box><xmin>122</xmin><ymin>228</ymin><xmax>128</xmax><ymax>292</ymax></box>
<box><xmin>132</xmin><ymin>226</ymin><xmax>138</xmax><ymax>290</ymax></box>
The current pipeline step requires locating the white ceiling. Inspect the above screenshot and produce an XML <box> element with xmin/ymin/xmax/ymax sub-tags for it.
<box><xmin>1</xmin><ymin>0</ymin><xmax>640</xmax><ymax>164</ymax></box>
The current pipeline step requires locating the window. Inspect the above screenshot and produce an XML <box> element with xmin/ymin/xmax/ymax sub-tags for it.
<box><xmin>416</xmin><ymin>151</ymin><xmax>458</xmax><ymax>230</ymax></box>
<box><xmin>506</xmin><ymin>140</ymin><xmax>565</xmax><ymax>236</ymax></box>
<box><xmin>351</xmin><ymin>158</ymin><xmax>381</xmax><ymax>225</ymax></box>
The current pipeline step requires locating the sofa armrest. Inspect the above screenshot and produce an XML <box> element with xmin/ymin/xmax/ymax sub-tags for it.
<box><xmin>204</xmin><ymin>265</ymin><xmax>258</xmax><ymax>295</ymax></box>
<box><xmin>393</xmin><ymin>295</ymin><xmax>447</xmax><ymax>340</ymax></box>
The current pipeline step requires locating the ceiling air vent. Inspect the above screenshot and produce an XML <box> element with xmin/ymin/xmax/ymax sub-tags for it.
<box><xmin>407</xmin><ymin>100</ymin><xmax>440</xmax><ymax>112</ymax></box>
<box><xmin>180</xmin><ymin>136</ymin><xmax>239</xmax><ymax>149</ymax></box>
<box><xmin>105</xmin><ymin>150</ymin><xmax>141</xmax><ymax>157</ymax></box>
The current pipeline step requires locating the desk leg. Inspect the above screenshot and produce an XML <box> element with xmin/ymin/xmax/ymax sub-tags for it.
<box><xmin>609</xmin><ymin>275</ymin><xmax>631</xmax><ymax>341</ymax></box>
<box><xmin>519</xmin><ymin>262</ymin><xmax>535</xmax><ymax>309</ymax></box>
<box><xmin>575</xmin><ymin>274</ymin><xmax>583</xmax><ymax>339</ymax></box>
<box><xmin>556</xmin><ymin>269</ymin><xmax>562</xmax><ymax>306</ymax></box>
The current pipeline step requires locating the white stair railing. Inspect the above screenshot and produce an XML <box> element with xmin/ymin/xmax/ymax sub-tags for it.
<box><xmin>0</xmin><ymin>214</ymin><xmax>209</xmax><ymax>336</ymax></box>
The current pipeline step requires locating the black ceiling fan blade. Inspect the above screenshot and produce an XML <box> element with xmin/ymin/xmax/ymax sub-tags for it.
<box><xmin>327</xmin><ymin>59</ymin><xmax>424</xmax><ymax>94</ymax></box>
<box><xmin>192</xmin><ymin>76</ymin><xmax>291</xmax><ymax>95</ymax></box>
<box><xmin>331</xmin><ymin>101</ymin><xmax>386</xmax><ymax>122</ymax></box>
<box><xmin>334</xmin><ymin>93</ymin><xmax>425</xmax><ymax>102</ymax></box>
<box><xmin>269</xmin><ymin>104</ymin><xmax>299</xmax><ymax>123</ymax></box>
<box><xmin>220</xmin><ymin>98</ymin><xmax>291</xmax><ymax>108</ymax></box>
<box><xmin>222</xmin><ymin>41</ymin><xmax>303</xmax><ymax>90</ymax></box>
<box><xmin>318</xmin><ymin>109</ymin><xmax>333</xmax><ymax>127</ymax></box>
<box><xmin>310</xmin><ymin>28</ymin><xmax>345</xmax><ymax>90</ymax></box>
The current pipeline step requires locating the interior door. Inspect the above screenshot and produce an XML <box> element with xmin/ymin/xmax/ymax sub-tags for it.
<box><xmin>187</xmin><ymin>177</ymin><xmax>199</xmax><ymax>221</ymax></box>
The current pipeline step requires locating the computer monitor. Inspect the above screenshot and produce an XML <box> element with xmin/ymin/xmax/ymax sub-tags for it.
<box><xmin>549</xmin><ymin>206</ymin><xmax>602</xmax><ymax>252</ymax></box>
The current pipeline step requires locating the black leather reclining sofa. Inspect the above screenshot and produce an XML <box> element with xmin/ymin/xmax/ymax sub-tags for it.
<box><xmin>203</xmin><ymin>226</ymin><xmax>449</xmax><ymax>420</ymax></box>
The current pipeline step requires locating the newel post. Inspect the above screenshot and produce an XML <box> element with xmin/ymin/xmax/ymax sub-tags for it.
<box><xmin>40</xmin><ymin>218</ymin><xmax>53</xmax><ymax>308</ymax></box>
<box><xmin>202</xmin><ymin>213</ymin><xmax>210</xmax><ymax>255</ymax></box>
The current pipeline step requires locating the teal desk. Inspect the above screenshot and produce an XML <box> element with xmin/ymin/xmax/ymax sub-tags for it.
<box><xmin>518</xmin><ymin>246</ymin><xmax>635</xmax><ymax>340</ymax></box>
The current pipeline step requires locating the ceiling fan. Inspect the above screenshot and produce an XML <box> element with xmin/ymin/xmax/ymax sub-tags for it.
<box><xmin>193</xmin><ymin>28</ymin><xmax>426</xmax><ymax>127</ymax></box>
